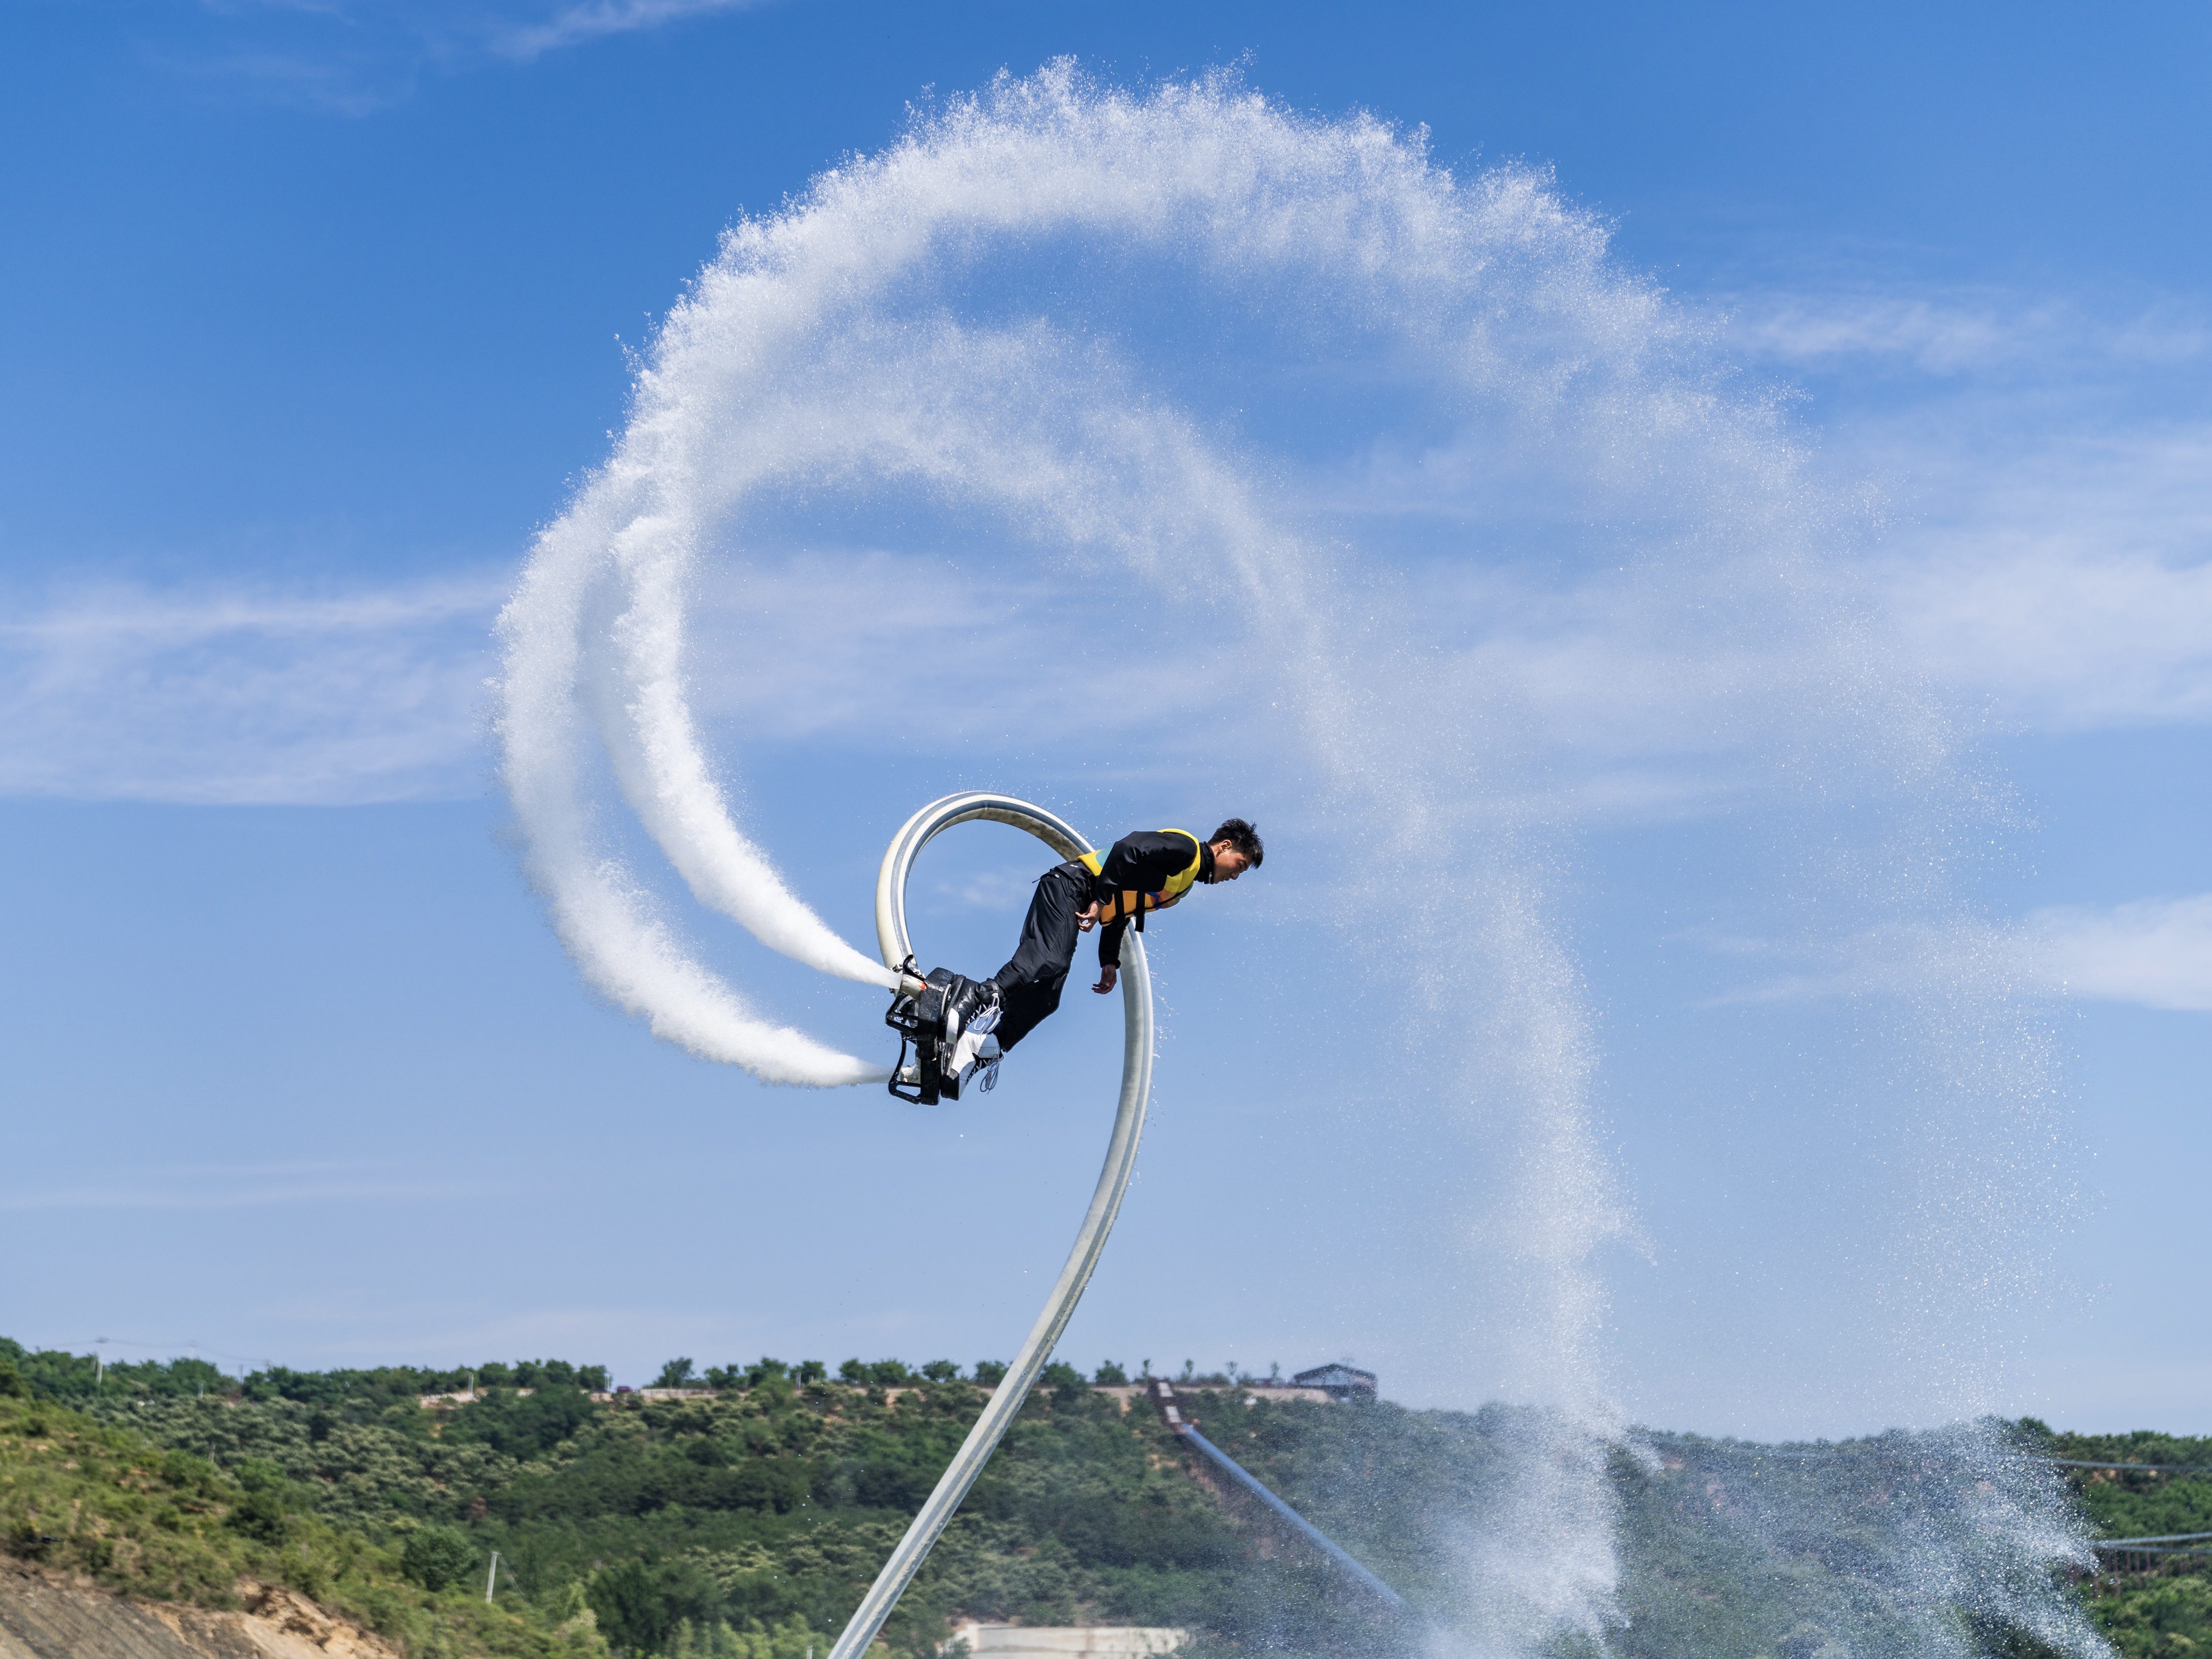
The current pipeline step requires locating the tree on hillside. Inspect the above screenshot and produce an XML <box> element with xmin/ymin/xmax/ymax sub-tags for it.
<box><xmin>400</xmin><ymin>1524</ymin><xmax>477</xmax><ymax>1592</ymax></box>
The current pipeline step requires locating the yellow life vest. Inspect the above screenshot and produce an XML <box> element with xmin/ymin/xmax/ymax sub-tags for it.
<box><xmin>1080</xmin><ymin>830</ymin><xmax>1204</xmax><ymax>931</ymax></box>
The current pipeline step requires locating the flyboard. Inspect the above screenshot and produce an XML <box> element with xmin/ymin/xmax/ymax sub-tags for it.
<box><xmin>828</xmin><ymin>792</ymin><xmax>1154</xmax><ymax>1659</ymax></box>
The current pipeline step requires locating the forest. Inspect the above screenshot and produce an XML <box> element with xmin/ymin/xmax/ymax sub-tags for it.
<box><xmin>3</xmin><ymin>1338</ymin><xmax>2204</xmax><ymax>1659</ymax></box>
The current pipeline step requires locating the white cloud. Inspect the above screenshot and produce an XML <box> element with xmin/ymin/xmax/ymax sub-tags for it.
<box><xmin>145</xmin><ymin>0</ymin><xmax>776</xmax><ymax>113</ymax></box>
<box><xmin>1720</xmin><ymin>288</ymin><xmax>2208</xmax><ymax>376</ymax></box>
<box><xmin>684</xmin><ymin>548</ymin><xmax>1245</xmax><ymax>759</ymax></box>
<box><xmin>1705</xmin><ymin>896</ymin><xmax>2212</xmax><ymax>1014</ymax></box>
<box><xmin>1876</xmin><ymin>422</ymin><xmax>2212</xmax><ymax>731</ymax></box>
<box><xmin>1724</xmin><ymin>287</ymin><xmax>2212</xmax><ymax>735</ymax></box>
<box><xmin>1892</xmin><ymin>544</ymin><xmax>2212</xmax><ymax>729</ymax></box>
<box><xmin>0</xmin><ymin>551</ymin><xmax>1233</xmax><ymax>809</ymax></box>
<box><xmin>0</xmin><ymin>1160</ymin><xmax>493</xmax><ymax>1211</ymax></box>
<box><xmin>932</xmin><ymin>868</ymin><xmax>1042</xmax><ymax>912</ymax></box>
<box><xmin>1727</xmin><ymin>294</ymin><xmax>2050</xmax><ymax>375</ymax></box>
<box><xmin>2026</xmin><ymin>895</ymin><xmax>2212</xmax><ymax>1012</ymax></box>
<box><xmin>0</xmin><ymin>574</ymin><xmax>503</xmax><ymax>805</ymax></box>
<box><xmin>491</xmin><ymin>0</ymin><xmax>761</xmax><ymax>61</ymax></box>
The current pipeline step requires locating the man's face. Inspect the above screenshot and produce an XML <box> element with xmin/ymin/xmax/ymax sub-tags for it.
<box><xmin>1210</xmin><ymin>843</ymin><xmax>1252</xmax><ymax>881</ymax></box>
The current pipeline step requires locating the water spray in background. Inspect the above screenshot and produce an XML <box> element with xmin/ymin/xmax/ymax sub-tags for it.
<box><xmin>497</xmin><ymin>64</ymin><xmax>2103</xmax><ymax>1657</ymax></box>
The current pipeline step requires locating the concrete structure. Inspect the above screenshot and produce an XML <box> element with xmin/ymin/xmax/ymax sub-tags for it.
<box><xmin>944</xmin><ymin>1627</ymin><xmax>1186</xmax><ymax>1658</ymax></box>
<box><xmin>1136</xmin><ymin>1380</ymin><xmax>1406</xmax><ymax>1613</ymax></box>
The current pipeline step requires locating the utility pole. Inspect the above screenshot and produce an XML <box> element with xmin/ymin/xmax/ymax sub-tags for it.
<box><xmin>484</xmin><ymin>1550</ymin><xmax>500</xmax><ymax>1603</ymax></box>
<box><xmin>95</xmin><ymin>1338</ymin><xmax>106</xmax><ymax>1392</ymax></box>
<box><xmin>191</xmin><ymin>1341</ymin><xmax>201</xmax><ymax>1398</ymax></box>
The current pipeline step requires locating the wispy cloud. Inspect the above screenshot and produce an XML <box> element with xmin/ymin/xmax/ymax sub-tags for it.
<box><xmin>686</xmin><ymin>549</ymin><xmax>1240</xmax><ymax>759</ymax></box>
<box><xmin>931</xmin><ymin>868</ymin><xmax>1042</xmax><ymax>912</ymax></box>
<box><xmin>1721</xmin><ymin>288</ymin><xmax>2208</xmax><ymax>376</ymax></box>
<box><xmin>1890</xmin><ymin>538</ymin><xmax>2212</xmax><ymax>730</ymax></box>
<box><xmin>170</xmin><ymin>49</ymin><xmax>421</xmax><ymax>118</ymax></box>
<box><xmin>1715</xmin><ymin>284</ymin><xmax>2212</xmax><ymax>736</ymax></box>
<box><xmin>1727</xmin><ymin>293</ymin><xmax>2055</xmax><ymax>375</ymax></box>
<box><xmin>1868</xmin><ymin>409</ymin><xmax>2212</xmax><ymax>732</ymax></box>
<box><xmin>0</xmin><ymin>1160</ymin><xmax>494</xmax><ymax>1211</ymax></box>
<box><xmin>0</xmin><ymin>573</ymin><xmax>504</xmax><ymax>805</ymax></box>
<box><xmin>142</xmin><ymin>0</ymin><xmax>772</xmax><ymax>112</ymax></box>
<box><xmin>489</xmin><ymin>0</ymin><xmax>764</xmax><ymax>61</ymax></box>
<box><xmin>2025</xmin><ymin>895</ymin><xmax>2212</xmax><ymax>1012</ymax></box>
<box><xmin>1704</xmin><ymin>895</ymin><xmax>2212</xmax><ymax>1014</ymax></box>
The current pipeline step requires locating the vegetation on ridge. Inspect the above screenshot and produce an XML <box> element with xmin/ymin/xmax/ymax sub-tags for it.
<box><xmin>2016</xmin><ymin>1421</ymin><xmax>2212</xmax><ymax>1659</ymax></box>
<box><xmin>0</xmin><ymin>1388</ymin><xmax>602</xmax><ymax>1658</ymax></box>
<box><xmin>7</xmin><ymin>1339</ymin><xmax>2207</xmax><ymax>1659</ymax></box>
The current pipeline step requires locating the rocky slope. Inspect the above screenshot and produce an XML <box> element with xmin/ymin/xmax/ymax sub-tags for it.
<box><xmin>0</xmin><ymin>1563</ymin><xmax>400</xmax><ymax>1659</ymax></box>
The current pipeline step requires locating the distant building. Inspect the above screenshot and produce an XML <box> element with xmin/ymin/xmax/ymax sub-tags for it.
<box><xmin>1291</xmin><ymin>1363</ymin><xmax>1376</xmax><ymax>1401</ymax></box>
<box><xmin>944</xmin><ymin>1627</ymin><xmax>1185</xmax><ymax>1658</ymax></box>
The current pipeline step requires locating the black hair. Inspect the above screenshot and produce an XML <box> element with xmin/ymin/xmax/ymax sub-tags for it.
<box><xmin>1209</xmin><ymin>818</ymin><xmax>1263</xmax><ymax>867</ymax></box>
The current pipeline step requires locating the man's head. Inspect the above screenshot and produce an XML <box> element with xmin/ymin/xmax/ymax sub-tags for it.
<box><xmin>1206</xmin><ymin>818</ymin><xmax>1264</xmax><ymax>882</ymax></box>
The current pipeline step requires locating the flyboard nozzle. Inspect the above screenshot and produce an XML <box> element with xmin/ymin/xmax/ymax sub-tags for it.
<box><xmin>884</xmin><ymin>956</ymin><xmax>951</xmax><ymax>1104</ymax></box>
<box><xmin>883</xmin><ymin>962</ymin><xmax>996</xmax><ymax>1104</ymax></box>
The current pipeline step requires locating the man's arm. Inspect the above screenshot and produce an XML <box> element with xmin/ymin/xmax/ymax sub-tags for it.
<box><xmin>1092</xmin><ymin>918</ymin><xmax>1127</xmax><ymax>994</ymax></box>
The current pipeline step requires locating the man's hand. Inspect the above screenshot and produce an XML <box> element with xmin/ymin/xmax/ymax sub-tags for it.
<box><xmin>1076</xmin><ymin>900</ymin><xmax>1101</xmax><ymax>934</ymax></box>
<box><xmin>1093</xmin><ymin>964</ymin><xmax>1118</xmax><ymax>994</ymax></box>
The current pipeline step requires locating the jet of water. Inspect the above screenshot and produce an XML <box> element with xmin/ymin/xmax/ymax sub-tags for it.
<box><xmin>496</xmin><ymin>62</ymin><xmax>2097</xmax><ymax>1654</ymax></box>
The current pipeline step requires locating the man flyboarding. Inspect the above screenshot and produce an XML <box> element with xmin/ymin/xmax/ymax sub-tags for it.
<box><xmin>887</xmin><ymin>819</ymin><xmax>1264</xmax><ymax>1102</ymax></box>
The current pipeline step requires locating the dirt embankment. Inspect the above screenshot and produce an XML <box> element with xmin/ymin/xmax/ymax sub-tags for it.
<box><xmin>0</xmin><ymin>1562</ymin><xmax>400</xmax><ymax>1659</ymax></box>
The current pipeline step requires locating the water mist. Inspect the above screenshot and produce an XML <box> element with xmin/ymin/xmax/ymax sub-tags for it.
<box><xmin>497</xmin><ymin>64</ymin><xmax>2104</xmax><ymax>1657</ymax></box>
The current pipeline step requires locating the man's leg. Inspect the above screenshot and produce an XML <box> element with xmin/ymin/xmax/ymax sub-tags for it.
<box><xmin>992</xmin><ymin>864</ymin><xmax>1084</xmax><ymax>1051</ymax></box>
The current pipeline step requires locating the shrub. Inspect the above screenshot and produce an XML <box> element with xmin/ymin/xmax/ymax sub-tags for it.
<box><xmin>400</xmin><ymin>1524</ymin><xmax>477</xmax><ymax>1592</ymax></box>
<box><xmin>225</xmin><ymin>1488</ymin><xmax>287</xmax><ymax>1542</ymax></box>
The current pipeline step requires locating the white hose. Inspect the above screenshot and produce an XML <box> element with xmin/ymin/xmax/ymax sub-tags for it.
<box><xmin>827</xmin><ymin>792</ymin><xmax>1154</xmax><ymax>1659</ymax></box>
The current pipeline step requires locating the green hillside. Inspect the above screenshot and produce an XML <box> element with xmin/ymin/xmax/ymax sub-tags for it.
<box><xmin>0</xmin><ymin>1385</ymin><xmax>602</xmax><ymax>1658</ymax></box>
<box><xmin>2020</xmin><ymin>1423</ymin><xmax>2212</xmax><ymax>1658</ymax></box>
<box><xmin>6</xmin><ymin>1340</ymin><xmax>2205</xmax><ymax>1658</ymax></box>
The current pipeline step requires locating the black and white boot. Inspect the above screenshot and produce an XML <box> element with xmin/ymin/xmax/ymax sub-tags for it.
<box><xmin>942</xmin><ymin>1030</ymin><xmax>1003</xmax><ymax>1098</ymax></box>
<box><xmin>942</xmin><ymin>976</ymin><xmax>1001</xmax><ymax>1048</ymax></box>
<box><xmin>939</xmin><ymin>979</ymin><xmax>1001</xmax><ymax>1097</ymax></box>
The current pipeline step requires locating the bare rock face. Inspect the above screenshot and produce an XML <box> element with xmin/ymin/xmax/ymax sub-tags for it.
<box><xmin>0</xmin><ymin>1562</ymin><xmax>401</xmax><ymax>1659</ymax></box>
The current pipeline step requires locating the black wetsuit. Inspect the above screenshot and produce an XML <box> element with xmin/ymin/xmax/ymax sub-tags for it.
<box><xmin>992</xmin><ymin>832</ymin><xmax>1215</xmax><ymax>1050</ymax></box>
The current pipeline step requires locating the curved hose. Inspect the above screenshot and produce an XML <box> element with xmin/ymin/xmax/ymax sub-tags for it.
<box><xmin>826</xmin><ymin>792</ymin><xmax>1155</xmax><ymax>1659</ymax></box>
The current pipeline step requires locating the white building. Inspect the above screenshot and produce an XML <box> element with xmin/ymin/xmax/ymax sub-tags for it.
<box><xmin>943</xmin><ymin>1627</ymin><xmax>1187</xmax><ymax>1658</ymax></box>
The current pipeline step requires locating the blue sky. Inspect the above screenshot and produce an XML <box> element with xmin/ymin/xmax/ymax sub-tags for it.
<box><xmin>2</xmin><ymin>0</ymin><xmax>2206</xmax><ymax>1438</ymax></box>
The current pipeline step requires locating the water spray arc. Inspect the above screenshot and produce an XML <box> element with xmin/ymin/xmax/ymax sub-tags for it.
<box><xmin>830</xmin><ymin>791</ymin><xmax>1155</xmax><ymax>1659</ymax></box>
<box><xmin>489</xmin><ymin>68</ymin><xmax>2114</xmax><ymax>1655</ymax></box>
